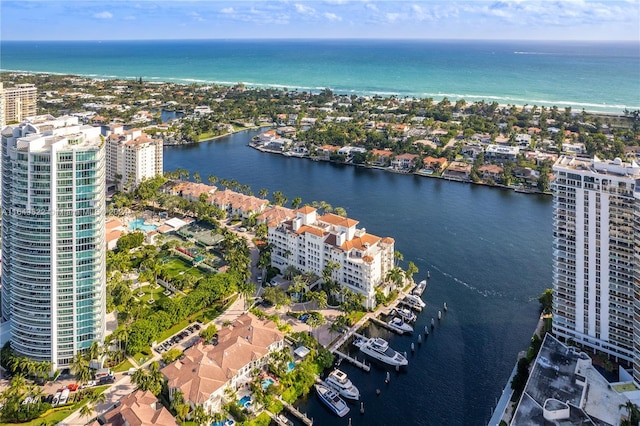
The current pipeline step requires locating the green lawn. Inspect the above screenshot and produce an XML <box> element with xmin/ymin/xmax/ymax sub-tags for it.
<box><xmin>112</xmin><ymin>358</ymin><xmax>135</xmax><ymax>373</ymax></box>
<box><xmin>613</xmin><ymin>382</ymin><xmax>637</xmax><ymax>392</ymax></box>
<box><xmin>162</xmin><ymin>256</ymin><xmax>206</xmax><ymax>280</ymax></box>
<box><xmin>134</xmin><ymin>283</ymin><xmax>169</xmax><ymax>305</ymax></box>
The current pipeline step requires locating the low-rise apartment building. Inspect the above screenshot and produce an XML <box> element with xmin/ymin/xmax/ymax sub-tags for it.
<box><xmin>268</xmin><ymin>207</ymin><xmax>395</xmax><ymax>308</ymax></box>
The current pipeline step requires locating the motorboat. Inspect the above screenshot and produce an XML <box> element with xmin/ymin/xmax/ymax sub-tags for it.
<box><xmin>403</xmin><ymin>294</ymin><xmax>426</xmax><ymax>310</ymax></box>
<box><xmin>315</xmin><ymin>383</ymin><xmax>350</xmax><ymax>417</ymax></box>
<box><xmin>354</xmin><ymin>337</ymin><xmax>408</xmax><ymax>367</ymax></box>
<box><xmin>52</xmin><ymin>391</ymin><xmax>61</xmax><ymax>406</ymax></box>
<box><xmin>412</xmin><ymin>280</ymin><xmax>427</xmax><ymax>296</ymax></box>
<box><xmin>387</xmin><ymin>316</ymin><xmax>414</xmax><ymax>334</ymax></box>
<box><xmin>324</xmin><ymin>368</ymin><xmax>360</xmax><ymax>401</ymax></box>
<box><xmin>394</xmin><ymin>307</ymin><xmax>417</xmax><ymax>323</ymax></box>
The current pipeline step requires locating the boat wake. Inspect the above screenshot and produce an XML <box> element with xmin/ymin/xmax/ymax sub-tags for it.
<box><xmin>428</xmin><ymin>264</ymin><xmax>505</xmax><ymax>298</ymax></box>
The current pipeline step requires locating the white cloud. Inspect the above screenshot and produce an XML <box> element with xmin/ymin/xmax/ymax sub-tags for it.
<box><xmin>295</xmin><ymin>3</ymin><xmax>316</xmax><ymax>15</ymax></box>
<box><xmin>385</xmin><ymin>12</ymin><xmax>401</xmax><ymax>23</ymax></box>
<box><xmin>221</xmin><ymin>7</ymin><xmax>234</xmax><ymax>14</ymax></box>
<box><xmin>324</xmin><ymin>12</ymin><xmax>342</xmax><ymax>21</ymax></box>
<box><xmin>93</xmin><ymin>11</ymin><xmax>113</xmax><ymax>19</ymax></box>
<box><xmin>190</xmin><ymin>12</ymin><xmax>204</xmax><ymax>22</ymax></box>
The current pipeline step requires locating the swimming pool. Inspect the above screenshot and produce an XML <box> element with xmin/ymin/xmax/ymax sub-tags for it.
<box><xmin>238</xmin><ymin>395</ymin><xmax>252</xmax><ymax>408</ymax></box>
<box><xmin>262</xmin><ymin>378</ymin><xmax>274</xmax><ymax>390</ymax></box>
<box><xmin>129</xmin><ymin>218</ymin><xmax>158</xmax><ymax>232</ymax></box>
<box><xmin>286</xmin><ymin>361</ymin><xmax>295</xmax><ymax>373</ymax></box>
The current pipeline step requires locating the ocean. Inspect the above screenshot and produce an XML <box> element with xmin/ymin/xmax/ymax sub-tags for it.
<box><xmin>1</xmin><ymin>39</ymin><xmax>639</xmax><ymax>113</ymax></box>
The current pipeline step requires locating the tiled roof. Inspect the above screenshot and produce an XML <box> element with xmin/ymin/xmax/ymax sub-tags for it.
<box><xmin>340</xmin><ymin>233</ymin><xmax>381</xmax><ymax>251</ymax></box>
<box><xmin>102</xmin><ymin>390</ymin><xmax>178</xmax><ymax>426</ymax></box>
<box><xmin>318</xmin><ymin>213</ymin><xmax>358</xmax><ymax>228</ymax></box>
<box><xmin>162</xmin><ymin>313</ymin><xmax>284</xmax><ymax>405</ymax></box>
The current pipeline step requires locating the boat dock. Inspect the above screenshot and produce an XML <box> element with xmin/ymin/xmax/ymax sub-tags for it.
<box><xmin>280</xmin><ymin>399</ymin><xmax>313</xmax><ymax>426</ymax></box>
<box><xmin>369</xmin><ymin>316</ymin><xmax>406</xmax><ymax>335</ymax></box>
<box><xmin>334</xmin><ymin>349</ymin><xmax>371</xmax><ymax>372</ymax></box>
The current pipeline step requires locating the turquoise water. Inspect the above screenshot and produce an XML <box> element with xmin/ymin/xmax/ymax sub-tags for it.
<box><xmin>129</xmin><ymin>218</ymin><xmax>157</xmax><ymax>232</ymax></box>
<box><xmin>1</xmin><ymin>39</ymin><xmax>638</xmax><ymax>113</ymax></box>
<box><xmin>262</xmin><ymin>378</ymin><xmax>275</xmax><ymax>390</ymax></box>
<box><xmin>286</xmin><ymin>362</ymin><xmax>295</xmax><ymax>373</ymax></box>
<box><xmin>238</xmin><ymin>395</ymin><xmax>252</xmax><ymax>407</ymax></box>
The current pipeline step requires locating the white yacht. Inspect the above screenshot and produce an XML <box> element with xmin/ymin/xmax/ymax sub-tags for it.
<box><xmin>354</xmin><ymin>337</ymin><xmax>408</xmax><ymax>367</ymax></box>
<box><xmin>315</xmin><ymin>383</ymin><xmax>350</xmax><ymax>417</ymax></box>
<box><xmin>387</xmin><ymin>316</ymin><xmax>414</xmax><ymax>334</ymax></box>
<box><xmin>394</xmin><ymin>307</ymin><xmax>417</xmax><ymax>323</ymax></box>
<box><xmin>413</xmin><ymin>280</ymin><xmax>427</xmax><ymax>296</ymax></box>
<box><xmin>403</xmin><ymin>294</ymin><xmax>426</xmax><ymax>310</ymax></box>
<box><xmin>324</xmin><ymin>369</ymin><xmax>360</xmax><ymax>401</ymax></box>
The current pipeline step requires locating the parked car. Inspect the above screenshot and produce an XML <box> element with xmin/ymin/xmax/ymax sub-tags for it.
<box><xmin>298</xmin><ymin>313</ymin><xmax>310</xmax><ymax>323</ymax></box>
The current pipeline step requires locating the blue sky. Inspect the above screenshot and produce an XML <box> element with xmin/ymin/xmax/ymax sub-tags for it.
<box><xmin>1</xmin><ymin>0</ymin><xmax>638</xmax><ymax>41</ymax></box>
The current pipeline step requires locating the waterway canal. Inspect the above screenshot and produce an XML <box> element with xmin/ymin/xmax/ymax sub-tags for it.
<box><xmin>163</xmin><ymin>128</ymin><xmax>553</xmax><ymax>425</ymax></box>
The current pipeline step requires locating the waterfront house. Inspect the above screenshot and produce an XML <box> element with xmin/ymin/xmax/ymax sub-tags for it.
<box><xmin>314</xmin><ymin>144</ymin><xmax>340</xmax><ymax>161</ymax></box>
<box><xmin>370</xmin><ymin>149</ymin><xmax>392</xmax><ymax>166</ymax></box>
<box><xmin>97</xmin><ymin>389</ymin><xmax>178</xmax><ymax>426</ymax></box>
<box><xmin>162</xmin><ymin>313</ymin><xmax>285</xmax><ymax>414</ymax></box>
<box><xmin>391</xmin><ymin>153</ymin><xmax>418</xmax><ymax>171</ymax></box>
<box><xmin>478</xmin><ymin>164</ymin><xmax>503</xmax><ymax>182</ymax></box>
<box><xmin>423</xmin><ymin>156</ymin><xmax>449</xmax><ymax>173</ymax></box>
<box><xmin>513</xmin><ymin>167</ymin><xmax>539</xmax><ymax>184</ymax></box>
<box><xmin>268</xmin><ymin>207</ymin><xmax>395</xmax><ymax>309</ymax></box>
<box><xmin>442</xmin><ymin>161</ymin><xmax>472</xmax><ymax>181</ymax></box>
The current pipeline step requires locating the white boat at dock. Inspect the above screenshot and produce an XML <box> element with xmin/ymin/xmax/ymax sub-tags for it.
<box><xmin>412</xmin><ymin>280</ymin><xmax>427</xmax><ymax>296</ymax></box>
<box><xmin>315</xmin><ymin>383</ymin><xmax>350</xmax><ymax>417</ymax></box>
<box><xmin>387</xmin><ymin>316</ymin><xmax>414</xmax><ymax>334</ymax></box>
<box><xmin>353</xmin><ymin>337</ymin><xmax>408</xmax><ymax>367</ymax></box>
<box><xmin>403</xmin><ymin>294</ymin><xmax>426</xmax><ymax>310</ymax></box>
<box><xmin>324</xmin><ymin>368</ymin><xmax>360</xmax><ymax>401</ymax></box>
<box><xmin>393</xmin><ymin>307</ymin><xmax>417</xmax><ymax>323</ymax></box>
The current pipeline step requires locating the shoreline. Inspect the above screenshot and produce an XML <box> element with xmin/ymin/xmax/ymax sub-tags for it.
<box><xmin>2</xmin><ymin>68</ymin><xmax>635</xmax><ymax>116</ymax></box>
<box><xmin>248</xmin><ymin>141</ymin><xmax>552</xmax><ymax>197</ymax></box>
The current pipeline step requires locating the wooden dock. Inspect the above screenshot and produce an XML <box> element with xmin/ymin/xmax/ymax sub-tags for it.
<box><xmin>369</xmin><ymin>316</ymin><xmax>405</xmax><ymax>335</ymax></box>
<box><xmin>281</xmin><ymin>399</ymin><xmax>313</xmax><ymax>426</ymax></box>
<box><xmin>334</xmin><ymin>349</ymin><xmax>371</xmax><ymax>372</ymax></box>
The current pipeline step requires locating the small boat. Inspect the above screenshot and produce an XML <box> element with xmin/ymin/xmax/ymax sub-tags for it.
<box><xmin>387</xmin><ymin>316</ymin><xmax>414</xmax><ymax>334</ymax></box>
<box><xmin>276</xmin><ymin>414</ymin><xmax>294</xmax><ymax>426</ymax></box>
<box><xmin>403</xmin><ymin>294</ymin><xmax>426</xmax><ymax>311</ymax></box>
<box><xmin>324</xmin><ymin>369</ymin><xmax>360</xmax><ymax>401</ymax></box>
<box><xmin>315</xmin><ymin>383</ymin><xmax>350</xmax><ymax>417</ymax></box>
<box><xmin>412</xmin><ymin>280</ymin><xmax>427</xmax><ymax>296</ymax></box>
<box><xmin>354</xmin><ymin>337</ymin><xmax>408</xmax><ymax>367</ymax></box>
<box><xmin>394</xmin><ymin>307</ymin><xmax>417</xmax><ymax>323</ymax></box>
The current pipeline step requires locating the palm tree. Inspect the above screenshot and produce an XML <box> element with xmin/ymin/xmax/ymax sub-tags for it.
<box><xmin>394</xmin><ymin>250</ymin><xmax>404</xmax><ymax>267</ymax></box>
<box><xmin>258</xmin><ymin>188</ymin><xmax>269</xmax><ymax>199</ymax></box>
<box><xmin>192</xmin><ymin>404</ymin><xmax>210</xmax><ymax>426</ymax></box>
<box><xmin>79</xmin><ymin>404</ymin><xmax>94</xmax><ymax>421</ymax></box>
<box><xmin>71</xmin><ymin>352</ymin><xmax>92</xmax><ymax>384</ymax></box>
<box><xmin>405</xmin><ymin>261</ymin><xmax>419</xmax><ymax>283</ymax></box>
<box><xmin>386</xmin><ymin>267</ymin><xmax>405</xmax><ymax>289</ymax></box>
<box><xmin>291</xmin><ymin>196</ymin><xmax>302</xmax><ymax>209</ymax></box>
<box><xmin>620</xmin><ymin>401</ymin><xmax>640</xmax><ymax>426</ymax></box>
<box><xmin>208</xmin><ymin>175</ymin><xmax>218</xmax><ymax>186</ymax></box>
<box><xmin>239</xmin><ymin>281</ymin><xmax>256</xmax><ymax>311</ymax></box>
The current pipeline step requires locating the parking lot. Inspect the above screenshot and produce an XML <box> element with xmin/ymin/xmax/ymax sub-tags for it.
<box><xmin>153</xmin><ymin>322</ymin><xmax>201</xmax><ymax>354</ymax></box>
